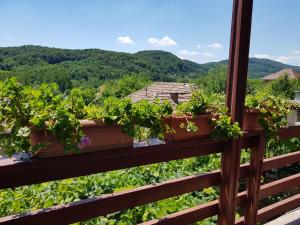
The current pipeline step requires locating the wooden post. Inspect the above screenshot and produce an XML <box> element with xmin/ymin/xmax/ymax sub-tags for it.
<box><xmin>218</xmin><ymin>0</ymin><xmax>253</xmax><ymax>224</ymax></box>
<box><xmin>244</xmin><ymin>135</ymin><xmax>265</xmax><ymax>225</ymax></box>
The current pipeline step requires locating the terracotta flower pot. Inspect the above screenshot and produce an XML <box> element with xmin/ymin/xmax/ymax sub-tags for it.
<box><xmin>243</xmin><ymin>109</ymin><xmax>263</xmax><ymax>131</ymax></box>
<box><xmin>31</xmin><ymin>120</ymin><xmax>133</xmax><ymax>158</ymax></box>
<box><xmin>163</xmin><ymin>115</ymin><xmax>213</xmax><ymax>142</ymax></box>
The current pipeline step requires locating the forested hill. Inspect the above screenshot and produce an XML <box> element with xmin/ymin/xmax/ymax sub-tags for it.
<box><xmin>0</xmin><ymin>45</ymin><xmax>299</xmax><ymax>90</ymax></box>
<box><xmin>219</xmin><ymin>58</ymin><xmax>300</xmax><ymax>78</ymax></box>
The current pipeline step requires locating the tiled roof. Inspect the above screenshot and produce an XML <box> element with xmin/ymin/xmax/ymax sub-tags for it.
<box><xmin>262</xmin><ymin>68</ymin><xmax>300</xmax><ymax>81</ymax></box>
<box><xmin>128</xmin><ymin>82</ymin><xmax>193</xmax><ymax>104</ymax></box>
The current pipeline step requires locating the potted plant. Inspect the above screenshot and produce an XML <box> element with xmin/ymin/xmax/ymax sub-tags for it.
<box><xmin>244</xmin><ymin>94</ymin><xmax>290</xmax><ymax>137</ymax></box>
<box><xmin>32</xmin><ymin>96</ymin><xmax>135</xmax><ymax>158</ymax></box>
<box><xmin>0</xmin><ymin>78</ymin><xmax>135</xmax><ymax>159</ymax></box>
<box><xmin>129</xmin><ymin>99</ymin><xmax>173</xmax><ymax>142</ymax></box>
<box><xmin>163</xmin><ymin>91</ymin><xmax>242</xmax><ymax>142</ymax></box>
<box><xmin>163</xmin><ymin>90</ymin><xmax>211</xmax><ymax>141</ymax></box>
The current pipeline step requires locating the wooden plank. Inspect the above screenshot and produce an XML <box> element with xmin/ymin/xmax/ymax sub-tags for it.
<box><xmin>0</xmin><ymin>138</ymin><xmax>224</xmax><ymax>189</ymax></box>
<box><xmin>225</xmin><ymin>0</ymin><xmax>238</xmax><ymax>107</ymax></box>
<box><xmin>244</xmin><ymin>136</ymin><xmax>265</xmax><ymax>225</ymax></box>
<box><xmin>259</xmin><ymin>172</ymin><xmax>300</xmax><ymax>200</ymax></box>
<box><xmin>235</xmin><ymin>219</ymin><xmax>245</xmax><ymax>225</ymax></box>
<box><xmin>139</xmin><ymin>200</ymin><xmax>219</xmax><ymax>225</ymax></box>
<box><xmin>219</xmin><ymin>0</ymin><xmax>253</xmax><ymax>224</ymax></box>
<box><xmin>219</xmin><ymin>140</ymin><xmax>242</xmax><ymax>225</ymax></box>
<box><xmin>257</xmin><ymin>193</ymin><xmax>300</xmax><ymax>223</ymax></box>
<box><xmin>0</xmin><ymin>170</ymin><xmax>221</xmax><ymax>225</ymax></box>
<box><xmin>226</xmin><ymin>0</ymin><xmax>253</xmax><ymax>123</ymax></box>
<box><xmin>236</xmin><ymin>191</ymin><xmax>247</xmax><ymax>207</ymax></box>
<box><xmin>278</xmin><ymin>126</ymin><xmax>300</xmax><ymax>140</ymax></box>
<box><xmin>234</xmin><ymin>176</ymin><xmax>300</xmax><ymax>225</ymax></box>
<box><xmin>140</xmin><ymin>190</ymin><xmax>248</xmax><ymax>225</ymax></box>
<box><xmin>262</xmin><ymin>151</ymin><xmax>300</xmax><ymax>172</ymax></box>
<box><xmin>239</xmin><ymin>163</ymin><xmax>250</xmax><ymax>179</ymax></box>
<box><xmin>0</xmin><ymin>133</ymin><xmax>258</xmax><ymax>190</ymax></box>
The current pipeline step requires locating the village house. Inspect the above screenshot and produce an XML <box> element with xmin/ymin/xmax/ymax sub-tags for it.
<box><xmin>128</xmin><ymin>82</ymin><xmax>194</xmax><ymax>105</ymax></box>
<box><xmin>262</xmin><ymin>68</ymin><xmax>300</xmax><ymax>82</ymax></box>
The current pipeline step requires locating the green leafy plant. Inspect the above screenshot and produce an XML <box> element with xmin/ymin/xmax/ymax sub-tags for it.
<box><xmin>130</xmin><ymin>99</ymin><xmax>173</xmax><ymax>140</ymax></box>
<box><xmin>0</xmin><ymin>78</ymin><xmax>34</xmax><ymax>156</ymax></box>
<box><xmin>245</xmin><ymin>94</ymin><xmax>290</xmax><ymax>139</ymax></box>
<box><xmin>175</xmin><ymin>90</ymin><xmax>242</xmax><ymax>140</ymax></box>
<box><xmin>0</xmin><ymin>78</ymin><xmax>95</xmax><ymax>156</ymax></box>
<box><xmin>175</xmin><ymin>90</ymin><xmax>209</xmax><ymax>133</ymax></box>
<box><xmin>211</xmin><ymin>114</ymin><xmax>243</xmax><ymax>139</ymax></box>
<box><xmin>175</xmin><ymin>90</ymin><xmax>208</xmax><ymax>116</ymax></box>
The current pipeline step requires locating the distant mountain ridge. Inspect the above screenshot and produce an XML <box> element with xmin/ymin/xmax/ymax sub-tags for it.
<box><xmin>0</xmin><ymin>45</ymin><xmax>299</xmax><ymax>88</ymax></box>
<box><xmin>219</xmin><ymin>58</ymin><xmax>300</xmax><ymax>78</ymax></box>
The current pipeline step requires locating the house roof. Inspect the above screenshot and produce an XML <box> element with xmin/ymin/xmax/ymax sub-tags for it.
<box><xmin>262</xmin><ymin>68</ymin><xmax>300</xmax><ymax>81</ymax></box>
<box><xmin>128</xmin><ymin>82</ymin><xmax>194</xmax><ymax>104</ymax></box>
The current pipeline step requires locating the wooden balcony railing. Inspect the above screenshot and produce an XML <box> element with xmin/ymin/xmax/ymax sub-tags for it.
<box><xmin>0</xmin><ymin>127</ymin><xmax>300</xmax><ymax>225</ymax></box>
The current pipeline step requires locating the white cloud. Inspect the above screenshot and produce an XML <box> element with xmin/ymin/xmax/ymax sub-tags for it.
<box><xmin>276</xmin><ymin>56</ymin><xmax>289</xmax><ymax>64</ymax></box>
<box><xmin>196</xmin><ymin>44</ymin><xmax>202</xmax><ymax>48</ymax></box>
<box><xmin>202</xmin><ymin>52</ymin><xmax>214</xmax><ymax>57</ymax></box>
<box><xmin>148</xmin><ymin>36</ymin><xmax>177</xmax><ymax>47</ymax></box>
<box><xmin>208</xmin><ymin>42</ymin><xmax>223</xmax><ymax>49</ymax></box>
<box><xmin>252</xmin><ymin>54</ymin><xmax>289</xmax><ymax>64</ymax></box>
<box><xmin>253</xmin><ymin>54</ymin><xmax>273</xmax><ymax>59</ymax></box>
<box><xmin>291</xmin><ymin>50</ymin><xmax>300</xmax><ymax>55</ymax></box>
<box><xmin>178</xmin><ymin>49</ymin><xmax>199</xmax><ymax>56</ymax></box>
<box><xmin>116</xmin><ymin>36</ymin><xmax>134</xmax><ymax>45</ymax></box>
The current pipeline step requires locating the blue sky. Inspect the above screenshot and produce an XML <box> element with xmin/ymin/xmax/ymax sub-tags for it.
<box><xmin>1</xmin><ymin>0</ymin><xmax>300</xmax><ymax>65</ymax></box>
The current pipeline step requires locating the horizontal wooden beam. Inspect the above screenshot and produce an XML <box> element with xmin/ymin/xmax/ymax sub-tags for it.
<box><xmin>0</xmin><ymin>170</ymin><xmax>221</xmax><ymax>225</ymax></box>
<box><xmin>235</xmin><ymin>219</ymin><xmax>244</xmax><ymax>225</ymax></box>
<box><xmin>257</xmin><ymin>193</ymin><xmax>300</xmax><ymax>223</ymax></box>
<box><xmin>0</xmin><ymin>138</ymin><xmax>225</xmax><ymax>189</ymax></box>
<box><xmin>234</xmin><ymin>173</ymin><xmax>300</xmax><ymax>225</ymax></box>
<box><xmin>259</xmin><ymin>172</ymin><xmax>300</xmax><ymax>199</ymax></box>
<box><xmin>262</xmin><ymin>151</ymin><xmax>300</xmax><ymax>172</ymax></box>
<box><xmin>141</xmin><ymin>190</ymin><xmax>248</xmax><ymax>225</ymax></box>
<box><xmin>4</xmin><ymin>177</ymin><xmax>283</xmax><ymax>225</ymax></box>
<box><xmin>278</xmin><ymin>126</ymin><xmax>300</xmax><ymax>140</ymax></box>
<box><xmin>0</xmin><ymin>163</ymin><xmax>253</xmax><ymax>225</ymax></box>
<box><xmin>139</xmin><ymin>200</ymin><xmax>219</xmax><ymax>225</ymax></box>
<box><xmin>0</xmin><ymin>134</ymin><xmax>259</xmax><ymax>189</ymax></box>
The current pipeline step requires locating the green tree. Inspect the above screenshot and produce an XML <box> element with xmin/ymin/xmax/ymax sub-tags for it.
<box><xmin>246</xmin><ymin>79</ymin><xmax>263</xmax><ymax>95</ymax></box>
<box><xmin>195</xmin><ymin>65</ymin><xmax>227</xmax><ymax>94</ymax></box>
<box><xmin>99</xmin><ymin>74</ymin><xmax>151</xmax><ymax>99</ymax></box>
<box><xmin>269</xmin><ymin>74</ymin><xmax>297</xmax><ymax>99</ymax></box>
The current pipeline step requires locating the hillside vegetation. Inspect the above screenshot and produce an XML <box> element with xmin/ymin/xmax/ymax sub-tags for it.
<box><xmin>0</xmin><ymin>45</ymin><xmax>300</xmax><ymax>90</ymax></box>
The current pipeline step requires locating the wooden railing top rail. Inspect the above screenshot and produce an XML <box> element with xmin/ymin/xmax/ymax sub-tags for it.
<box><xmin>0</xmin><ymin>131</ymin><xmax>263</xmax><ymax>189</ymax></box>
<box><xmin>2</xmin><ymin>126</ymin><xmax>298</xmax><ymax>190</ymax></box>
